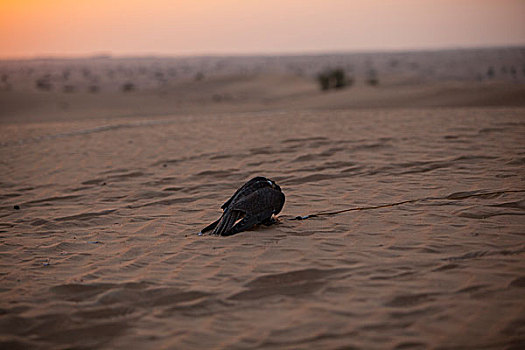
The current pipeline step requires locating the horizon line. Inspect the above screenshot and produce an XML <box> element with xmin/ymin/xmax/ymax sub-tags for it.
<box><xmin>1</xmin><ymin>44</ymin><xmax>524</xmax><ymax>62</ymax></box>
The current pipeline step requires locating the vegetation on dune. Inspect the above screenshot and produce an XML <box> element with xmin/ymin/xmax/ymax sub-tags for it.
<box><xmin>35</xmin><ymin>77</ymin><xmax>52</xmax><ymax>91</ymax></box>
<box><xmin>194</xmin><ymin>72</ymin><xmax>205</xmax><ymax>81</ymax></box>
<box><xmin>316</xmin><ymin>68</ymin><xmax>354</xmax><ymax>91</ymax></box>
<box><xmin>88</xmin><ymin>85</ymin><xmax>100</xmax><ymax>93</ymax></box>
<box><xmin>486</xmin><ymin>66</ymin><xmax>495</xmax><ymax>79</ymax></box>
<box><xmin>121</xmin><ymin>82</ymin><xmax>135</xmax><ymax>92</ymax></box>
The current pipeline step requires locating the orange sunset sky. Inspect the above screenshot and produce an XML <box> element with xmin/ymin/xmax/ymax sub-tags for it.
<box><xmin>1</xmin><ymin>0</ymin><xmax>524</xmax><ymax>58</ymax></box>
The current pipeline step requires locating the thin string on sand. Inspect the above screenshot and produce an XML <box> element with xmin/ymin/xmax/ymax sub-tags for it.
<box><xmin>288</xmin><ymin>189</ymin><xmax>525</xmax><ymax>221</ymax></box>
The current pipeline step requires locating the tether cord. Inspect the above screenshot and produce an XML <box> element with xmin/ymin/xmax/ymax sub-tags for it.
<box><xmin>287</xmin><ymin>189</ymin><xmax>525</xmax><ymax>221</ymax></box>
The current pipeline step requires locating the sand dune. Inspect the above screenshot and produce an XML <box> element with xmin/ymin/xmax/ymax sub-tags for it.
<box><xmin>1</xmin><ymin>49</ymin><xmax>525</xmax><ymax>349</ymax></box>
<box><xmin>1</xmin><ymin>47</ymin><xmax>525</xmax><ymax>123</ymax></box>
<box><xmin>1</xmin><ymin>75</ymin><xmax>525</xmax><ymax>125</ymax></box>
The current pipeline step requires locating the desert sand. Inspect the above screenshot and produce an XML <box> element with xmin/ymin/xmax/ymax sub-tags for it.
<box><xmin>1</xmin><ymin>48</ymin><xmax>525</xmax><ymax>349</ymax></box>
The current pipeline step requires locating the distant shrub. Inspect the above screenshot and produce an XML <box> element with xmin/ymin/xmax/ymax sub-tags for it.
<box><xmin>486</xmin><ymin>66</ymin><xmax>495</xmax><ymax>79</ymax></box>
<box><xmin>0</xmin><ymin>74</ymin><xmax>10</xmax><ymax>91</ymax></box>
<box><xmin>121</xmin><ymin>82</ymin><xmax>135</xmax><ymax>92</ymax></box>
<box><xmin>194</xmin><ymin>72</ymin><xmax>204</xmax><ymax>81</ymax></box>
<box><xmin>510</xmin><ymin>66</ymin><xmax>517</xmax><ymax>79</ymax></box>
<box><xmin>35</xmin><ymin>77</ymin><xmax>52</xmax><ymax>91</ymax></box>
<box><xmin>154</xmin><ymin>71</ymin><xmax>167</xmax><ymax>85</ymax></box>
<box><xmin>88</xmin><ymin>85</ymin><xmax>100</xmax><ymax>93</ymax></box>
<box><xmin>316</xmin><ymin>68</ymin><xmax>352</xmax><ymax>91</ymax></box>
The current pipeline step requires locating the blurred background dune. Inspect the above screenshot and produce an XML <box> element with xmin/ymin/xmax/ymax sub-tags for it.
<box><xmin>1</xmin><ymin>1</ymin><xmax>525</xmax><ymax>122</ymax></box>
<box><xmin>1</xmin><ymin>48</ymin><xmax>525</xmax><ymax>123</ymax></box>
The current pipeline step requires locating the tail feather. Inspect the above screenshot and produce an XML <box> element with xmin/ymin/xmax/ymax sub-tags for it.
<box><xmin>212</xmin><ymin>210</ymin><xmax>243</xmax><ymax>236</ymax></box>
<box><xmin>200</xmin><ymin>218</ymin><xmax>220</xmax><ymax>234</ymax></box>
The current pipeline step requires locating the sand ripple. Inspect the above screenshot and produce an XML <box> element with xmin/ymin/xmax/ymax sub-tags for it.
<box><xmin>1</xmin><ymin>108</ymin><xmax>525</xmax><ymax>349</ymax></box>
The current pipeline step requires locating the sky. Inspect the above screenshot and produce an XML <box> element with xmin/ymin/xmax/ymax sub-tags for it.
<box><xmin>1</xmin><ymin>0</ymin><xmax>524</xmax><ymax>58</ymax></box>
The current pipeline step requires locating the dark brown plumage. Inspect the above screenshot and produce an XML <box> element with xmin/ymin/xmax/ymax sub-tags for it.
<box><xmin>200</xmin><ymin>177</ymin><xmax>285</xmax><ymax>236</ymax></box>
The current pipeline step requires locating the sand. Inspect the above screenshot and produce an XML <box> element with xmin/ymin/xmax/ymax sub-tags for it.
<box><xmin>1</xmin><ymin>49</ymin><xmax>525</xmax><ymax>349</ymax></box>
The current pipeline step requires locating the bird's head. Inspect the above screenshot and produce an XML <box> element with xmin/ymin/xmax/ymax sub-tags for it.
<box><xmin>266</xmin><ymin>178</ymin><xmax>281</xmax><ymax>192</ymax></box>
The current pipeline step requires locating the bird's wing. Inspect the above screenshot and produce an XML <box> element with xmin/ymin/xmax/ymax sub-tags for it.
<box><xmin>231</xmin><ymin>187</ymin><xmax>284</xmax><ymax>216</ymax></box>
<box><xmin>213</xmin><ymin>187</ymin><xmax>283</xmax><ymax>236</ymax></box>
<box><xmin>222</xmin><ymin>188</ymin><xmax>284</xmax><ymax>236</ymax></box>
<box><xmin>222</xmin><ymin>209</ymin><xmax>275</xmax><ymax>236</ymax></box>
<box><xmin>221</xmin><ymin>177</ymin><xmax>272</xmax><ymax>210</ymax></box>
<box><xmin>211</xmin><ymin>209</ymin><xmax>245</xmax><ymax>236</ymax></box>
<box><xmin>200</xmin><ymin>217</ymin><xmax>220</xmax><ymax>234</ymax></box>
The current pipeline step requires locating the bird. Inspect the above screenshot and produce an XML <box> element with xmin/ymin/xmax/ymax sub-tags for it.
<box><xmin>200</xmin><ymin>176</ymin><xmax>285</xmax><ymax>236</ymax></box>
